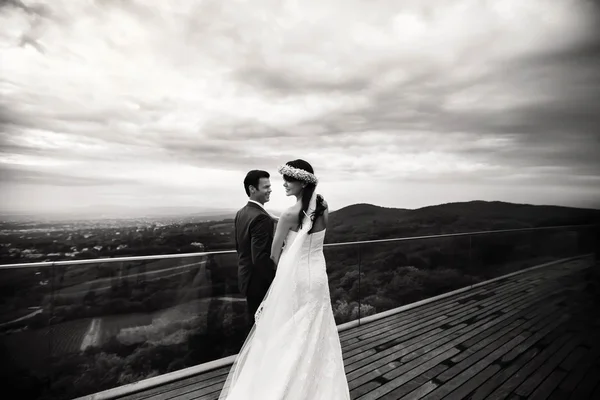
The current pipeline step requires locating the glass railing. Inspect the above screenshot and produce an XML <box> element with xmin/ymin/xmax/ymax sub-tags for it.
<box><xmin>0</xmin><ymin>224</ymin><xmax>596</xmax><ymax>400</ymax></box>
<box><xmin>355</xmin><ymin>225</ymin><xmax>595</xmax><ymax>321</ymax></box>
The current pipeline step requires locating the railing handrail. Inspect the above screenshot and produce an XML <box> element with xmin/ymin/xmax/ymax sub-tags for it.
<box><xmin>0</xmin><ymin>223</ymin><xmax>595</xmax><ymax>270</ymax></box>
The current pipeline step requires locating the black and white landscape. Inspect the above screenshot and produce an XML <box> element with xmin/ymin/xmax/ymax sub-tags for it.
<box><xmin>1</xmin><ymin>1</ymin><xmax>600</xmax><ymax>399</ymax></box>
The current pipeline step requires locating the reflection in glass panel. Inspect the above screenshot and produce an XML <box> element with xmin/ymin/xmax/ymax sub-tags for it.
<box><xmin>358</xmin><ymin>236</ymin><xmax>475</xmax><ymax>317</ymax></box>
<box><xmin>322</xmin><ymin>244</ymin><xmax>360</xmax><ymax>325</ymax></box>
<box><xmin>469</xmin><ymin>230</ymin><xmax>537</xmax><ymax>279</ymax></box>
<box><xmin>2</xmin><ymin>252</ymin><xmax>255</xmax><ymax>400</ymax></box>
<box><xmin>470</xmin><ymin>228</ymin><xmax>588</xmax><ymax>280</ymax></box>
<box><xmin>0</xmin><ymin>264</ymin><xmax>55</xmax><ymax>400</ymax></box>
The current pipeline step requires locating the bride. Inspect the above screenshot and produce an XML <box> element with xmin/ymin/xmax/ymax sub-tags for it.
<box><xmin>218</xmin><ymin>159</ymin><xmax>350</xmax><ymax>400</ymax></box>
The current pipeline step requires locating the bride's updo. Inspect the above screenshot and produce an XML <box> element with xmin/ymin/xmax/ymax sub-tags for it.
<box><xmin>279</xmin><ymin>159</ymin><xmax>327</xmax><ymax>233</ymax></box>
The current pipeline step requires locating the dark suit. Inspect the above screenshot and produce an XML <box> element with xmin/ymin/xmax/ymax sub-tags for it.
<box><xmin>234</xmin><ymin>201</ymin><xmax>276</xmax><ymax>326</ymax></box>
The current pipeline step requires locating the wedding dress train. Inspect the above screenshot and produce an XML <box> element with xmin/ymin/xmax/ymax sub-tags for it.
<box><xmin>219</xmin><ymin>194</ymin><xmax>350</xmax><ymax>400</ymax></box>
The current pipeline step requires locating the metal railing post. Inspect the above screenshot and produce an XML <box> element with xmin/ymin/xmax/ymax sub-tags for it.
<box><xmin>48</xmin><ymin>261</ymin><xmax>56</xmax><ymax>388</ymax></box>
<box><xmin>357</xmin><ymin>242</ymin><xmax>362</xmax><ymax>325</ymax></box>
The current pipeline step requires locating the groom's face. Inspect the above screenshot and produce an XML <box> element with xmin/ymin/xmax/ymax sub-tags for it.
<box><xmin>252</xmin><ymin>177</ymin><xmax>272</xmax><ymax>204</ymax></box>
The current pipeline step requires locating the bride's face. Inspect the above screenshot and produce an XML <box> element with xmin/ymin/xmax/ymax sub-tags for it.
<box><xmin>283</xmin><ymin>178</ymin><xmax>305</xmax><ymax>197</ymax></box>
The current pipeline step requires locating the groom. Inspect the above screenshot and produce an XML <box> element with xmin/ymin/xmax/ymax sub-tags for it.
<box><xmin>234</xmin><ymin>170</ymin><xmax>277</xmax><ymax>327</ymax></box>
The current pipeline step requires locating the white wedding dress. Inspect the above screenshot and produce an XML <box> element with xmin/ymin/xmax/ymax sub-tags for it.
<box><xmin>219</xmin><ymin>193</ymin><xmax>350</xmax><ymax>400</ymax></box>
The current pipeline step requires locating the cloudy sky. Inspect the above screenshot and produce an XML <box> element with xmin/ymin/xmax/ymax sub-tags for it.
<box><xmin>1</xmin><ymin>0</ymin><xmax>600</xmax><ymax>216</ymax></box>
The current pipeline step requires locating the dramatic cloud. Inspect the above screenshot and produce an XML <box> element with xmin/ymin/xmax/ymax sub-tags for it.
<box><xmin>1</xmin><ymin>0</ymin><xmax>599</xmax><ymax>215</ymax></box>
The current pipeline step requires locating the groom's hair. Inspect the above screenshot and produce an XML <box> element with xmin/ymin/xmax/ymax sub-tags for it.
<box><xmin>244</xmin><ymin>170</ymin><xmax>270</xmax><ymax>196</ymax></box>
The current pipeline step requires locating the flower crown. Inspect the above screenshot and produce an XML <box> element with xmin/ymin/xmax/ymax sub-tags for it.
<box><xmin>277</xmin><ymin>164</ymin><xmax>319</xmax><ymax>184</ymax></box>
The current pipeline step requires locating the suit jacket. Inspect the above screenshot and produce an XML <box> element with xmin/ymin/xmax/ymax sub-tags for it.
<box><xmin>234</xmin><ymin>202</ymin><xmax>276</xmax><ymax>298</ymax></box>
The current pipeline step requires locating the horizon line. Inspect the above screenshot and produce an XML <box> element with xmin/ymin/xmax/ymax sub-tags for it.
<box><xmin>2</xmin><ymin>199</ymin><xmax>600</xmax><ymax>221</ymax></box>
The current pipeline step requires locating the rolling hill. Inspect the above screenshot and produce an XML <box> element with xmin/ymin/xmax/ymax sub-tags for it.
<box><xmin>325</xmin><ymin>200</ymin><xmax>600</xmax><ymax>243</ymax></box>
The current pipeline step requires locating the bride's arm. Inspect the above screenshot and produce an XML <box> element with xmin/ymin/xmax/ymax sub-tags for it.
<box><xmin>270</xmin><ymin>209</ymin><xmax>296</xmax><ymax>267</ymax></box>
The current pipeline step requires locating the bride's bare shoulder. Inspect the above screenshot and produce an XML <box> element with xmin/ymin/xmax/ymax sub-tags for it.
<box><xmin>280</xmin><ymin>205</ymin><xmax>300</xmax><ymax>223</ymax></box>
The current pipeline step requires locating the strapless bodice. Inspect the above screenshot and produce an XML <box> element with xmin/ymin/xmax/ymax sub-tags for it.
<box><xmin>284</xmin><ymin>229</ymin><xmax>326</xmax><ymax>256</ymax></box>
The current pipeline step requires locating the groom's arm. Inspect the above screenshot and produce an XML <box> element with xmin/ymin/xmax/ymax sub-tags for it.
<box><xmin>250</xmin><ymin>214</ymin><xmax>276</xmax><ymax>279</ymax></box>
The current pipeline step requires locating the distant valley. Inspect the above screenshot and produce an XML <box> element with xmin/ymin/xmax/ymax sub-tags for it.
<box><xmin>1</xmin><ymin>200</ymin><xmax>598</xmax><ymax>265</ymax></box>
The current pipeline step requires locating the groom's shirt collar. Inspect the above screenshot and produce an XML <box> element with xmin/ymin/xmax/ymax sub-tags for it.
<box><xmin>248</xmin><ymin>199</ymin><xmax>266</xmax><ymax>211</ymax></box>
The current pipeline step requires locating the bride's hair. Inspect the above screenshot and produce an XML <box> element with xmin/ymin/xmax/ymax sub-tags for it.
<box><xmin>282</xmin><ymin>159</ymin><xmax>326</xmax><ymax>233</ymax></box>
